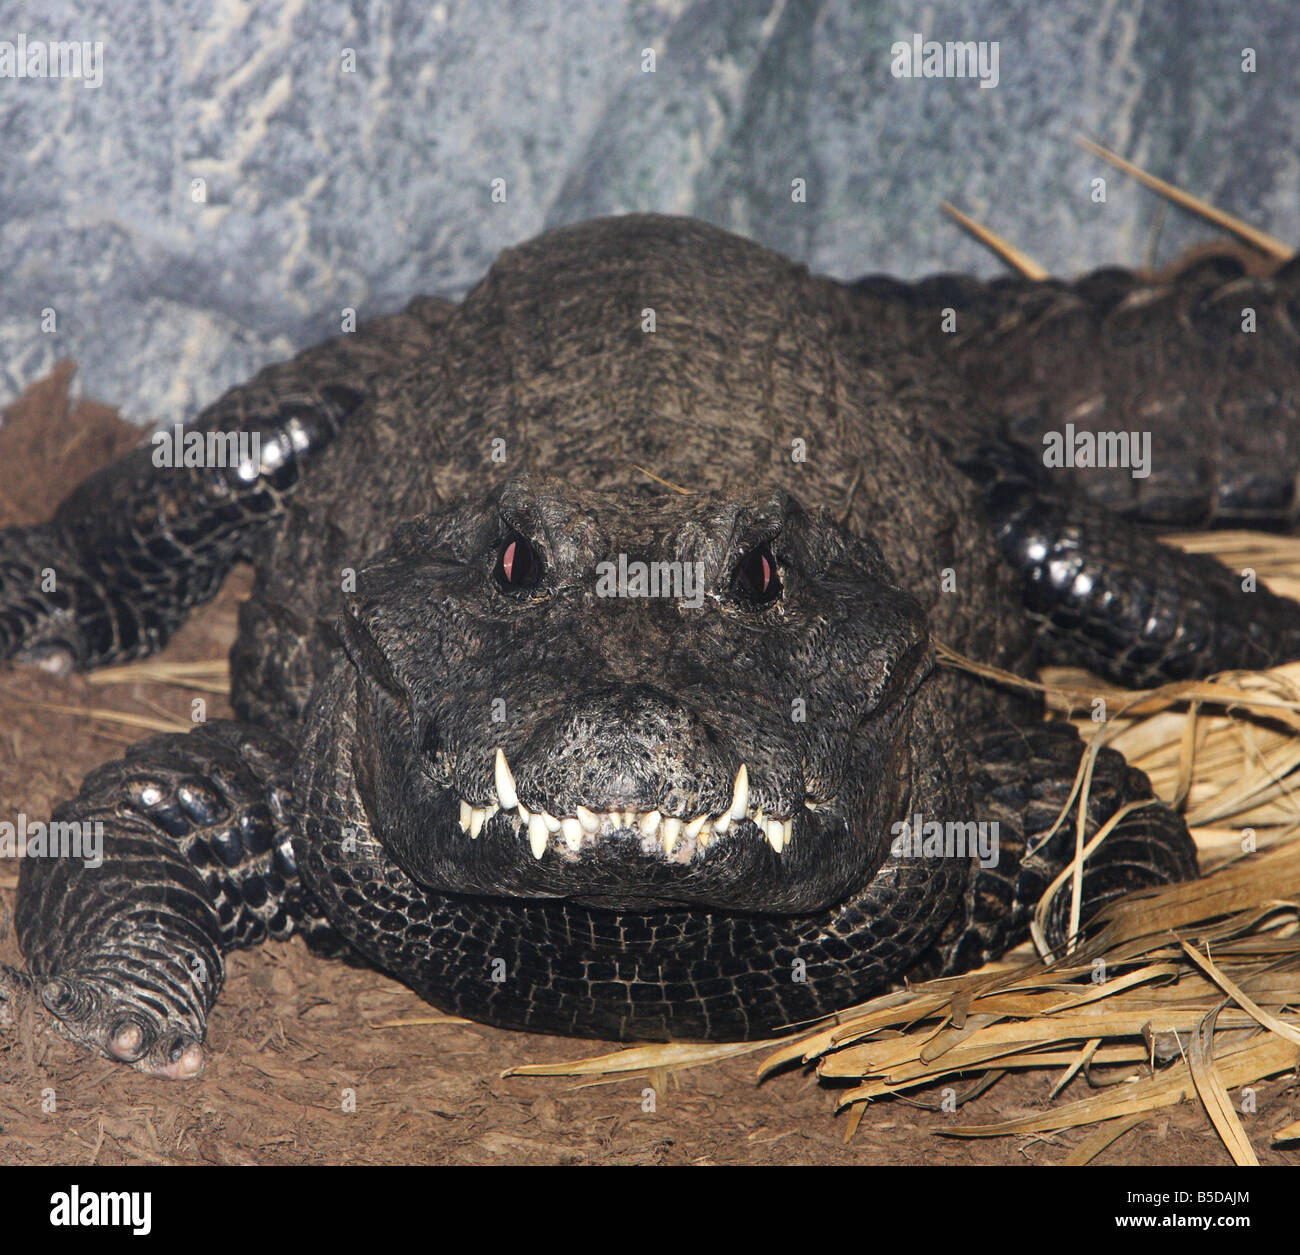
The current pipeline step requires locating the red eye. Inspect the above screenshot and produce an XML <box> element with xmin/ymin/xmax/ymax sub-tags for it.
<box><xmin>732</xmin><ymin>541</ymin><xmax>781</xmax><ymax>605</ymax></box>
<box><xmin>495</xmin><ymin>531</ymin><xmax>542</xmax><ymax>591</ymax></box>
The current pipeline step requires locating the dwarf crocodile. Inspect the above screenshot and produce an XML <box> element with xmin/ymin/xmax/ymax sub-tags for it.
<box><xmin>5</xmin><ymin>214</ymin><xmax>1299</xmax><ymax>1076</ymax></box>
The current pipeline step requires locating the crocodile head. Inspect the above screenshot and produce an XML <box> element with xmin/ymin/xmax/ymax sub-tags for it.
<box><xmin>339</xmin><ymin>475</ymin><xmax>932</xmax><ymax>914</ymax></box>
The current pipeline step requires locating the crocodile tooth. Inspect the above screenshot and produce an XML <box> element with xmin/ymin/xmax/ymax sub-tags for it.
<box><xmin>518</xmin><ymin>802</ymin><xmax>531</xmax><ymax>825</ymax></box>
<box><xmin>576</xmin><ymin>806</ymin><xmax>600</xmax><ymax>833</ymax></box>
<box><xmin>458</xmin><ymin>800</ymin><xmax>472</xmax><ymax>833</ymax></box>
<box><xmin>766</xmin><ymin>817</ymin><xmax>785</xmax><ymax>853</ymax></box>
<box><xmin>542</xmin><ymin>811</ymin><xmax>561</xmax><ymax>833</ymax></box>
<box><xmin>528</xmin><ymin>813</ymin><xmax>549</xmax><ymax>859</ymax></box>
<box><xmin>469</xmin><ymin>807</ymin><xmax>487</xmax><ymax>838</ymax></box>
<box><xmin>712</xmin><ymin>811</ymin><xmax>731</xmax><ymax>835</ymax></box>
<box><xmin>782</xmin><ymin>818</ymin><xmax>793</xmax><ymax>847</ymax></box>
<box><xmin>604</xmin><ymin>812</ymin><xmax>622</xmax><ymax>829</ymax></box>
<box><xmin>661</xmin><ymin>816</ymin><xmax>683</xmax><ymax>854</ymax></box>
<box><xmin>752</xmin><ymin>805</ymin><xmax>764</xmax><ymax>829</ymax></box>
<box><xmin>621</xmin><ymin>810</ymin><xmax>636</xmax><ymax>828</ymax></box>
<box><xmin>729</xmin><ymin>764</ymin><xmax>749</xmax><ymax>820</ymax></box>
<box><xmin>561</xmin><ymin>817</ymin><xmax>584</xmax><ymax>851</ymax></box>
<box><xmin>494</xmin><ymin>749</ymin><xmax>518</xmax><ymax>810</ymax></box>
<box><xmin>697</xmin><ymin>825</ymin><xmax>712</xmax><ymax>849</ymax></box>
<box><xmin>684</xmin><ymin>814</ymin><xmax>708</xmax><ymax>840</ymax></box>
<box><xmin>638</xmin><ymin>809</ymin><xmax>662</xmax><ymax>836</ymax></box>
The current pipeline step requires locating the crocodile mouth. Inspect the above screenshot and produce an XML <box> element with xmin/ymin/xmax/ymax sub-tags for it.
<box><xmin>452</xmin><ymin>749</ymin><xmax>825</xmax><ymax>862</ymax></box>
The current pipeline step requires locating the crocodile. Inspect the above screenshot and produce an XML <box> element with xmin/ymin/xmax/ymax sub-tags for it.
<box><xmin>4</xmin><ymin>213</ymin><xmax>1299</xmax><ymax>1078</ymax></box>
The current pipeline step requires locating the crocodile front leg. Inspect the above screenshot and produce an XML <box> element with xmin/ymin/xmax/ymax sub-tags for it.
<box><xmin>0</xmin><ymin>298</ymin><xmax>451</xmax><ymax>672</ymax></box>
<box><xmin>14</xmin><ymin>720</ymin><xmax>336</xmax><ymax>1077</ymax></box>
<box><xmin>959</xmin><ymin>441</ymin><xmax>1300</xmax><ymax>687</ymax></box>
<box><xmin>931</xmin><ymin>719</ymin><xmax>1198</xmax><ymax>976</ymax></box>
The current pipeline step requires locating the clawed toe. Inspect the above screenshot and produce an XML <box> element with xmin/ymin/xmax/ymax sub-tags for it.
<box><xmin>107</xmin><ymin>1017</ymin><xmax>148</xmax><ymax>1062</ymax></box>
<box><xmin>38</xmin><ymin>974</ymin><xmax>206</xmax><ymax>1079</ymax></box>
<box><xmin>142</xmin><ymin>1035</ymin><xmax>205</xmax><ymax>1080</ymax></box>
<box><xmin>14</xmin><ymin>645</ymin><xmax>78</xmax><ymax>677</ymax></box>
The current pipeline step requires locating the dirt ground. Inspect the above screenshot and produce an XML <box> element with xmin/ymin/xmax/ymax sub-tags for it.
<box><xmin>1</xmin><ymin>364</ymin><xmax>1297</xmax><ymax>1167</ymax></box>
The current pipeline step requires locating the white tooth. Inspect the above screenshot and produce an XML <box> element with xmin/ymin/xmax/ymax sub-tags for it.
<box><xmin>697</xmin><ymin>824</ymin><xmax>712</xmax><ymax>849</ymax></box>
<box><xmin>470</xmin><ymin>807</ymin><xmax>487</xmax><ymax>838</ymax></box>
<box><xmin>576</xmin><ymin>806</ymin><xmax>599</xmax><ymax>833</ymax></box>
<box><xmin>685</xmin><ymin>814</ymin><xmax>708</xmax><ymax>840</ymax></box>
<box><xmin>528</xmin><ymin>813</ymin><xmax>549</xmax><ymax>858</ymax></box>
<box><xmin>712</xmin><ymin>811</ymin><xmax>731</xmax><ymax>835</ymax></box>
<box><xmin>604</xmin><ymin>812</ymin><xmax>621</xmax><ymax>828</ymax></box>
<box><xmin>561</xmin><ymin>817</ymin><xmax>584</xmax><ymax>851</ymax></box>
<box><xmin>661</xmin><ymin>816</ymin><xmax>683</xmax><ymax>854</ymax></box>
<box><xmin>638</xmin><ymin>810</ymin><xmax>662</xmax><ymax>836</ymax></box>
<box><xmin>542</xmin><ymin>811</ymin><xmax>561</xmax><ymax>833</ymax></box>
<box><xmin>782</xmin><ymin>818</ymin><xmax>793</xmax><ymax>847</ymax></box>
<box><xmin>518</xmin><ymin>802</ymin><xmax>531</xmax><ymax>825</ymax></box>
<box><xmin>494</xmin><ymin>749</ymin><xmax>518</xmax><ymax>810</ymax></box>
<box><xmin>458</xmin><ymin>800</ymin><xmax>472</xmax><ymax>832</ymax></box>
<box><xmin>752</xmin><ymin>805</ymin><xmax>764</xmax><ymax>828</ymax></box>
<box><xmin>766</xmin><ymin>817</ymin><xmax>784</xmax><ymax>853</ymax></box>
<box><xmin>621</xmin><ymin>810</ymin><xmax>636</xmax><ymax>828</ymax></box>
<box><xmin>729</xmin><ymin>764</ymin><xmax>749</xmax><ymax>820</ymax></box>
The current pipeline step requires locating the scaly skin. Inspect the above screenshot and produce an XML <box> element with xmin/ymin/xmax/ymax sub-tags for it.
<box><xmin>10</xmin><ymin>213</ymin><xmax>1292</xmax><ymax>1072</ymax></box>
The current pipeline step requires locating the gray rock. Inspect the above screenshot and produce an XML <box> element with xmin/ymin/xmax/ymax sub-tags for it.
<box><xmin>1</xmin><ymin>0</ymin><xmax>1295</xmax><ymax>426</ymax></box>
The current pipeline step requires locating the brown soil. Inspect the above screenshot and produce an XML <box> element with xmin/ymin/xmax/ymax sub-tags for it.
<box><xmin>1</xmin><ymin>364</ymin><xmax>1296</xmax><ymax>1166</ymax></box>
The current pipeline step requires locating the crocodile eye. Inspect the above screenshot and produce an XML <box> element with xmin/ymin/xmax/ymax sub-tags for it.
<box><xmin>495</xmin><ymin>532</ymin><xmax>543</xmax><ymax>591</ymax></box>
<box><xmin>732</xmin><ymin>541</ymin><xmax>781</xmax><ymax>605</ymax></box>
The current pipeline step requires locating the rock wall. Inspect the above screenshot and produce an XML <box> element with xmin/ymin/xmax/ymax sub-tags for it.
<box><xmin>1</xmin><ymin>0</ymin><xmax>1294</xmax><ymax>425</ymax></box>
